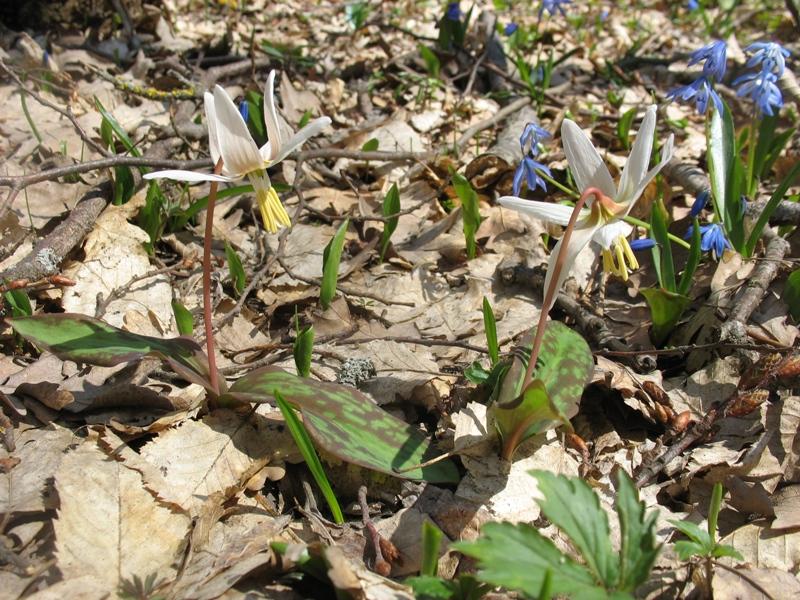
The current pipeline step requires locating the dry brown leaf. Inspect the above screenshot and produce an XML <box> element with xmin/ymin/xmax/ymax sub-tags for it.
<box><xmin>771</xmin><ymin>484</ymin><xmax>800</xmax><ymax>530</ymax></box>
<box><xmin>713</xmin><ymin>566</ymin><xmax>800</xmax><ymax>599</ymax></box>
<box><xmin>53</xmin><ymin>441</ymin><xmax>190</xmax><ymax>592</ymax></box>
<box><xmin>719</xmin><ymin>521</ymin><xmax>800</xmax><ymax>573</ymax></box>
<box><xmin>139</xmin><ymin>410</ymin><xmax>288</xmax><ymax>516</ymax></box>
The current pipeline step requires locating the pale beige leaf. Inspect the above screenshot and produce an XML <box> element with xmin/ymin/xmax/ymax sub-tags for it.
<box><xmin>1</xmin><ymin>424</ymin><xmax>75</xmax><ymax>514</ymax></box>
<box><xmin>719</xmin><ymin>522</ymin><xmax>800</xmax><ymax>572</ymax></box>
<box><xmin>772</xmin><ymin>484</ymin><xmax>800</xmax><ymax>530</ymax></box>
<box><xmin>712</xmin><ymin>566</ymin><xmax>800</xmax><ymax>599</ymax></box>
<box><xmin>26</xmin><ymin>575</ymin><xmax>109</xmax><ymax>600</ymax></box>
<box><xmin>139</xmin><ymin>410</ymin><xmax>283</xmax><ymax>516</ymax></box>
<box><xmin>53</xmin><ymin>442</ymin><xmax>190</xmax><ymax>591</ymax></box>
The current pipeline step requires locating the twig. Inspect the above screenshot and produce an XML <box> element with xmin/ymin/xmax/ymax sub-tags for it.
<box><xmin>296</xmin><ymin>148</ymin><xmax>432</xmax><ymax>162</ymax></box>
<box><xmin>455</xmin><ymin>96</ymin><xmax>532</xmax><ymax>151</ymax></box>
<box><xmin>94</xmin><ymin>265</ymin><xmax>192</xmax><ymax>318</ymax></box>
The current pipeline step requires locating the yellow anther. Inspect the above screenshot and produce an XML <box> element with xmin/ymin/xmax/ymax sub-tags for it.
<box><xmin>601</xmin><ymin>235</ymin><xmax>638</xmax><ymax>282</ymax></box>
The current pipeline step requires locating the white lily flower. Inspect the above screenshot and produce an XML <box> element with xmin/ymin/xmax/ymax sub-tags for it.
<box><xmin>498</xmin><ymin>105</ymin><xmax>673</xmax><ymax>311</ymax></box>
<box><xmin>144</xmin><ymin>70</ymin><xmax>331</xmax><ymax>233</ymax></box>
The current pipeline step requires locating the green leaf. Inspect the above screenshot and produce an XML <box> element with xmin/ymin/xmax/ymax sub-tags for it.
<box><xmin>615</xmin><ymin>470</ymin><xmax>660</xmax><ymax>591</ymax></box>
<box><xmin>406</xmin><ymin>575</ymin><xmax>454</xmax><ymax>599</ymax></box>
<box><xmin>707</xmin><ymin>103</ymin><xmax>734</xmax><ymax>233</ymax></box>
<box><xmin>482</xmin><ymin>297</ymin><xmax>499</xmax><ymax>366</ymax></box>
<box><xmin>95</xmin><ymin>98</ymin><xmax>141</xmax><ymax>158</ymax></box>
<box><xmin>617</xmin><ymin>108</ymin><xmax>636</xmax><ymax>151</ymax></box>
<box><xmin>171</xmin><ymin>300</ymin><xmax>194</xmax><ymax>336</ymax></box>
<box><xmin>782</xmin><ymin>269</ymin><xmax>800</xmax><ymax>321</ymax></box>
<box><xmin>711</xmin><ymin>544</ymin><xmax>743</xmax><ymax>560</ymax></box>
<box><xmin>293</xmin><ymin>325</ymin><xmax>314</xmax><ymax>378</ymax></box>
<box><xmin>320</xmin><ymin>218</ymin><xmax>349</xmax><ymax>309</ymax></box>
<box><xmin>4</xmin><ymin>288</ymin><xmax>32</xmax><ymax>318</ymax></box>
<box><xmin>224</xmin><ymin>367</ymin><xmax>459</xmax><ymax>483</ymax></box>
<box><xmin>708</xmin><ymin>482</ymin><xmax>723</xmax><ymax>543</ymax></box>
<box><xmin>379</xmin><ymin>184</ymin><xmax>400</xmax><ymax>262</ymax></box>
<box><xmin>418</xmin><ymin>44</ymin><xmax>441</xmax><ymax>78</ymax></box>
<box><xmin>421</xmin><ymin>520</ymin><xmax>443</xmax><ymax>577</ymax></box>
<box><xmin>455</xmin><ymin>521</ymin><xmax>607</xmax><ymax>600</ymax></box>
<box><xmin>9</xmin><ymin>313</ymin><xmax>214</xmax><ymax>392</ymax></box>
<box><xmin>275</xmin><ymin>391</ymin><xmax>344</xmax><ymax>524</ymax></box>
<box><xmin>175</xmin><ymin>184</ymin><xmax>253</xmax><ymax>230</ymax></box>
<box><xmin>224</xmin><ymin>241</ymin><xmax>246</xmax><ymax>296</ymax></box>
<box><xmin>492</xmin><ymin>379</ymin><xmax>565</xmax><ymax>456</ymax></box>
<box><xmin>745</xmin><ymin>161</ymin><xmax>800</xmax><ymax>257</ymax></box>
<box><xmin>673</xmin><ymin>540</ymin><xmax>707</xmax><ymax>561</ymax></box>
<box><xmin>677</xmin><ymin>217</ymin><xmax>702</xmax><ymax>297</ymax></box>
<box><xmin>640</xmin><ymin>288</ymin><xmax>691</xmax><ymax>347</ymax></box>
<box><xmin>668</xmin><ymin>519</ymin><xmax>712</xmax><ymax>548</ymax></box>
<box><xmin>650</xmin><ymin>200</ymin><xmax>675</xmax><ymax>293</ymax></box>
<box><xmin>361</xmin><ymin>138</ymin><xmax>379</xmax><ymax>152</ymax></box>
<box><xmin>494</xmin><ymin>321</ymin><xmax>593</xmax><ymax>427</ymax></box>
<box><xmin>452</xmin><ymin>173</ymin><xmax>481</xmax><ymax>260</ymax></box>
<box><xmin>531</xmin><ymin>470</ymin><xmax>619</xmax><ymax>587</ymax></box>
<box><xmin>245</xmin><ymin>90</ymin><xmax>265</xmax><ymax>139</ymax></box>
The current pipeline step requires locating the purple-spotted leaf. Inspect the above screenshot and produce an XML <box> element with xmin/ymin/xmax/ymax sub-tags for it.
<box><xmin>494</xmin><ymin>321</ymin><xmax>593</xmax><ymax>451</ymax></box>
<box><xmin>224</xmin><ymin>367</ymin><xmax>459</xmax><ymax>483</ymax></box>
<box><xmin>9</xmin><ymin>313</ymin><xmax>215</xmax><ymax>391</ymax></box>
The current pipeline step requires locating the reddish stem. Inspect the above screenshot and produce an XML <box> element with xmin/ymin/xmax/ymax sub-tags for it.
<box><xmin>203</xmin><ymin>159</ymin><xmax>224</xmax><ymax>396</ymax></box>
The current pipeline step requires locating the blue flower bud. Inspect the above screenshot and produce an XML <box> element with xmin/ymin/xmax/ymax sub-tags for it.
<box><xmin>690</xmin><ymin>190</ymin><xmax>709</xmax><ymax>217</ymax></box>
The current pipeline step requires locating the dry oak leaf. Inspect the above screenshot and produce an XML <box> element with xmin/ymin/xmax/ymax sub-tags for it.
<box><xmin>139</xmin><ymin>409</ymin><xmax>288</xmax><ymax>516</ymax></box>
<box><xmin>53</xmin><ymin>441</ymin><xmax>190</xmax><ymax>592</ymax></box>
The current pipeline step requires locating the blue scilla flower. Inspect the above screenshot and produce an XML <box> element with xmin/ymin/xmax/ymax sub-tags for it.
<box><xmin>238</xmin><ymin>100</ymin><xmax>249</xmax><ymax>122</ymax></box>
<box><xmin>689</xmin><ymin>40</ymin><xmax>727</xmax><ymax>81</ymax></box>
<box><xmin>513</xmin><ymin>156</ymin><xmax>552</xmax><ymax>196</ymax></box>
<box><xmin>539</xmin><ymin>0</ymin><xmax>571</xmax><ymax>18</ymax></box>
<box><xmin>520</xmin><ymin>122</ymin><xmax>551</xmax><ymax>156</ymax></box>
<box><xmin>745</xmin><ymin>41</ymin><xmax>791</xmax><ymax>77</ymax></box>
<box><xmin>629</xmin><ymin>238</ymin><xmax>656</xmax><ymax>251</ymax></box>
<box><xmin>504</xmin><ymin>23</ymin><xmax>518</xmax><ymax>35</ymax></box>
<box><xmin>666</xmin><ymin>77</ymin><xmax>723</xmax><ymax>114</ymax></box>
<box><xmin>445</xmin><ymin>2</ymin><xmax>462</xmax><ymax>21</ymax></box>
<box><xmin>684</xmin><ymin>222</ymin><xmax>731</xmax><ymax>259</ymax></box>
<box><xmin>687</xmin><ymin>0</ymin><xmax>699</xmax><ymax>10</ymax></box>
<box><xmin>733</xmin><ymin>70</ymin><xmax>784</xmax><ymax>116</ymax></box>
<box><xmin>690</xmin><ymin>190</ymin><xmax>710</xmax><ymax>217</ymax></box>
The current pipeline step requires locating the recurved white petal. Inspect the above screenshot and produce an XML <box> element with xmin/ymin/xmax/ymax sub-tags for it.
<box><xmin>623</xmin><ymin>132</ymin><xmax>675</xmax><ymax>217</ymax></box>
<box><xmin>212</xmin><ymin>85</ymin><xmax>263</xmax><ymax>177</ymax></box>
<box><xmin>271</xmin><ymin>117</ymin><xmax>332</xmax><ymax>164</ymax></box>
<box><xmin>592</xmin><ymin>220</ymin><xmax>632</xmax><ymax>249</ymax></box>
<box><xmin>541</xmin><ymin>224</ymin><xmax>598</xmax><ymax>314</ymax></box>
<box><xmin>203</xmin><ymin>92</ymin><xmax>221</xmax><ymax>167</ymax></box>
<box><xmin>498</xmin><ymin>196</ymin><xmax>580</xmax><ymax>226</ymax></box>
<box><xmin>143</xmin><ymin>170</ymin><xmax>238</xmax><ymax>183</ymax></box>
<box><xmin>263</xmin><ymin>70</ymin><xmax>282</xmax><ymax>162</ymax></box>
<box><xmin>617</xmin><ymin>105</ymin><xmax>656</xmax><ymax>205</ymax></box>
<box><xmin>561</xmin><ymin>119</ymin><xmax>615</xmax><ymax>198</ymax></box>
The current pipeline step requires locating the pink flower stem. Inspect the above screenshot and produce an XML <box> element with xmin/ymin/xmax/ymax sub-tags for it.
<box><xmin>203</xmin><ymin>159</ymin><xmax>224</xmax><ymax>396</ymax></box>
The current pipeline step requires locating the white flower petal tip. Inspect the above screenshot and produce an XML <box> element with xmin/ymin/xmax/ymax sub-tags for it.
<box><xmin>142</xmin><ymin>170</ymin><xmax>234</xmax><ymax>183</ymax></box>
<box><xmin>498</xmin><ymin>197</ymin><xmax>576</xmax><ymax>226</ymax></box>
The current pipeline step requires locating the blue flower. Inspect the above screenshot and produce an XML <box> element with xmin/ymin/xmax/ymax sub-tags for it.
<box><xmin>539</xmin><ymin>0</ymin><xmax>571</xmax><ymax>18</ymax></box>
<box><xmin>745</xmin><ymin>41</ymin><xmax>791</xmax><ymax>77</ymax></box>
<box><xmin>666</xmin><ymin>77</ymin><xmax>723</xmax><ymax>114</ymax></box>
<box><xmin>238</xmin><ymin>100</ymin><xmax>249</xmax><ymax>122</ymax></box>
<box><xmin>684</xmin><ymin>222</ymin><xmax>731</xmax><ymax>259</ymax></box>
<box><xmin>689</xmin><ymin>40</ymin><xmax>727</xmax><ymax>81</ymax></box>
<box><xmin>504</xmin><ymin>22</ymin><xmax>518</xmax><ymax>35</ymax></box>
<box><xmin>690</xmin><ymin>190</ymin><xmax>709</xmax><ymax>217</ymax></box>
<box><xmin>733</xmin><ymin>70</ymin><xmax>784</xmax><ymax>116</ymax></box>
<box><xmin>512</xmin><ymin>156</ymin><xmax>552</xmax><ymax>195</ymax></box>
<box><xmin>445</xmin><ymin>2</ymin><xmax>462</xmax><ymax>21</ymax></box>
<box><xmin>687</xmin><ymin>0</ymin><xmax>699</xmax><ymax>10</ymax></box>
<box><xmin>520</xmin><ymin>122</ymin><xmax>551</xmax><ymax>156</ymax></box>
<box><xmin>630</xmin><ymin>238</ymin><xmax>656</xmax><ymax>251</ymax></box>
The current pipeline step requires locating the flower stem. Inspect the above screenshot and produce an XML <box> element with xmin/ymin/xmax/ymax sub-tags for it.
<box><xmin>203</xmin><ymin>158</ymin><xmax>224</xmax><ymax>396</ymax></box>
<box><xmin>539</xmin><ymin>171</ymin><xmax>579</xmax><ymax>198</ymax></box>
<box><xmin>623</xmin><ymin>215</ymin><xmax>691</xmax><ymax>249</ymax></box>
<box><xmin>745</xmin><ymin>117</ymin><xmax>757</xmax><ymax>198</ymax></box>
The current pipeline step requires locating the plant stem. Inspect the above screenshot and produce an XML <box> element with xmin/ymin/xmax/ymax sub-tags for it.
<box><xmin>203</xmin><ymin>159</ymin><xmax>224</xmax><ymax>396</ymax></box>
<box><xmin>746</xmin><ymin>117</ymin><xmax>757</xmax><ymax>198</ymax></box>
<box><xmin>539</xmin><ymin>172</ymin><xmax>580</xmax><ymax>198</ymax></box>
<box><xmin>624</xmin><ymin>215</ymin><xmax>691</xmax><ymax>249</ymax></box>
<box><xmin>519</xmin><ymin>187</ymin><xmax>599</xmax><ymax>392</ymax></box>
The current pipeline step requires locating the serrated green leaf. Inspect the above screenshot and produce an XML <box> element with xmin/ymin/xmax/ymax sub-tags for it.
<box><xmin>361</xmin><ymin>138</ymin><xmax>379</xmax><ymax>152</ymax></box>
<box><xmin>293</xmin><ymin>325</ymin><xmax>314</xmax><ymax>378</ymax></box>
<box><xmin>615</xmin><ymin>470</ymin><xmax>661</xmax><ymax>591</ymax></box>
<box><xmin>171</xmin><ymin>300</ymin><xmax>194</xmax><ymax>336</ymax></box>
<box><xmin>482</xmin><ymin>296</ymin><xmax>499</xmax><ymax>366</ymax></box>
<box><xmin>494</xmin><ymin>320</ymin><xmax>593</xmax><ymax>423</ymax></box>
<box><xmin>531</xmin><ymin>470</ymin><xmax>619</xmax><ymax>587</ymax></box>
<box><xmin>454</xmin><ymin>521</ymin><xmax>607</xmax><ymax>600</ymax></box>
<box><xmin>640</xmin><ymin>288</ymin><xmax>691</xmax><ymax>347</ymax></box>
<box><xmin>379</xmin><ymin>184</ymin><xmax>400</xmax><ymax>262</ymax></box>
<box><xmin>224</xmin><ymin>367</ymin><xmax>459</xmax><ymax>483</ymax></box>
<box><xmin>275</xmin><ymin>391</ymin><xmax>344</xmax><ymax>524</ymax></box>
<box><xmin>224</xmin><ymin>241</ymin><xmax>246</xmax><ymax>296</ymax></box>
<box><xmin>320</xmin><ymin>218</ymin><xmax>349</xmax><ymax>309</ymax></box>
<box><xmin>452</xmin><ymin>173</ymin><xmax>481</xmax><ymax>260</ymax></box>
<box><xmin>9</xmin><ymin>313</ymin><xmax>214</xmax><ymax>392</ymax></box>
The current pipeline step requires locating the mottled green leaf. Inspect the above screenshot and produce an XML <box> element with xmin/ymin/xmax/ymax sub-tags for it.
<box><xmin>491</xmin><ymin>379</ymin><xmax>564</xmax><ymax>455</ymax></box>
<box><xmin>640</xmin><ymin>288</ymin><xmax>691</xmax><ymax>347</ymax></box>
<box><xmin>225</xmin><ymin>367</ymin><xmax>459</xmax><ymax>483</ymax></box>
<box><xmin>9</xmin><ymin>313</ymin><xmax>214</xmax><ymax>391</ymax></box>
<box><xmin>320</xmin><ymin>218</ymin><xmax>349</xmax><ymax>310</ymax></box>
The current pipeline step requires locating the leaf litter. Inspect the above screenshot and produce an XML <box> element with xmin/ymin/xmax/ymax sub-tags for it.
<box><xmin>0</xmin><ymin>0</ymin><xmax>799</xmax><ymax>598</ymax></box>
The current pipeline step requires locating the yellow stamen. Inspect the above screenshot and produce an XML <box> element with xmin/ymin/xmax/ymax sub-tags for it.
<box><xmin>601</xmin><ymin>235</ymin><xmax>638</xmax><ymax>282</ymax></box>
<box><xmin>249</xmin><ymin>172</ymin><xmax>291</xmax><ymax>233</ymax></box>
